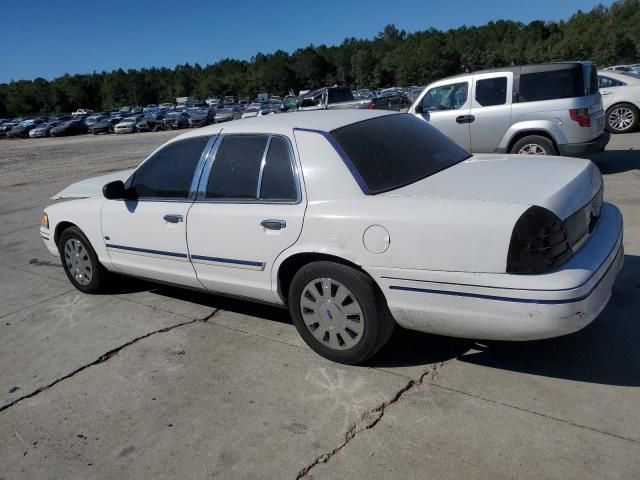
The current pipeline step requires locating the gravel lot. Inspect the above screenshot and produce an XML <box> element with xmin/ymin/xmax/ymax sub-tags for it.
<box><xmin>0</xmin><ymin>129</ymin><xmax>639</xmax><ymax>479</ymax></box>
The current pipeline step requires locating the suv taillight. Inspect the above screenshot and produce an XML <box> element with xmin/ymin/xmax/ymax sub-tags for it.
<box><xmin>507</xmin><ymin>206</ymin><xmax>572</xmax><ymax>274</ymax></box>
<box><xmin>570</xmin><ymin>108</ymin><xmax>591</xmax><ymax>127</ymax></box>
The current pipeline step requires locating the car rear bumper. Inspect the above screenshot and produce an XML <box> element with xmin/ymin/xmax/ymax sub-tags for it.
<box><xmin>558</xmin><ymin>132</ymin><xmax>610</xmax><ymax>157</ymax></box>
<box><xmin>369</xmin><ymin>203</ymin><xmax>623</xmax><ymax>341</ymax></box>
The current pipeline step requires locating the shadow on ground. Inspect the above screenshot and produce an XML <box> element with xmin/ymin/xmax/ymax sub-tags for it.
<box><xmin>590</xmin><ymin>149</ymin><xmax>640</xmax><ymax>174</ymax></box>
<box><xmin>118</xmin><ymin>254</ymin><xmax>639</xmax><ymax>387</ymax></box>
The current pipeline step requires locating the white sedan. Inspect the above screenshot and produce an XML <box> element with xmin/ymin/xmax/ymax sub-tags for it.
<box><xmin>598</xmin><ymin>70</ymin><xmax>640</xmax><ymax>133</ymax></box>
<box><xmin>39</xmin><ymin>110</ymin><xmax>624</xmax><ymax>364</ymax></box>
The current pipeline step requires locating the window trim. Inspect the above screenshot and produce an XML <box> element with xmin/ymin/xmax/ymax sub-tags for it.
<box><xmin>124</xmin><ymin>134</ymin><xmax>217</xmax><ymax>203</ymax></box>
<box><xmin>196</xmin><ymin>133</ymin><xmax>303</xmax><ymax>205</ymax></box>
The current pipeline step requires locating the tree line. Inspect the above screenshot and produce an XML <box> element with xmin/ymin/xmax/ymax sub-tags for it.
<box><xmin>1</xmin><ymin>0</ymin><xmax>639</xmax><ymax>117</ymax></box>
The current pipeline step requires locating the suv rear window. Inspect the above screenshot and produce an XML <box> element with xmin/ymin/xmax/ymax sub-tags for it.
<box><xmin>519</xmin><ymin>68</ymin><xmax>585</xmax><ymax>102</ymax></box>
<box><xmin>331</xmin><ymin>114</ymin><xmax>471</xmax><ymax>195</ymax></box>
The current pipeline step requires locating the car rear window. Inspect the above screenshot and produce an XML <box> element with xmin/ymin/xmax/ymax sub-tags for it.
<box><xmin>519</xmin><ymin>68</ymin><xmax>585</xmax><ymax>102</ymax></box>
<box><xmin>330</xmin><ymin>114</ymin><xmax>471</xmax><ymax>195</ymax></box>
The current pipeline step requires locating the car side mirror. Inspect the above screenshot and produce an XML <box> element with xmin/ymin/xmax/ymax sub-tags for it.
<box><xmin>103</xmin><ymin>180</ymin><xmax>125</xmax><ymax>200</ymax></box>
<box><xmin>414</xmin><ymin>102</ymin><xmax>423</xmax><ymax>114</ymax></box>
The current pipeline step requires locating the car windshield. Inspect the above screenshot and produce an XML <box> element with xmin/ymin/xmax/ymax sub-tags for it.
<box><xmin>218</xmin><ymin>108</ymin><xmax>232</xmax><ymax>114</ymax></box>
<box><xmin>166</xmin><ymin>112</ymin><xmax>180</xmax><ymax>119</ymax></box>
<box><xmin>331</xmin><ymin>114</ymin><xmax>471</xmax><ymax>195</ymax></box>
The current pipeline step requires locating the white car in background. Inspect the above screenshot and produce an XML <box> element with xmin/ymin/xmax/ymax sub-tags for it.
<box><xmin>598</xmin><ymin>70</ymin><xmax>640</xmax><ymax>133</ymax></box>
<box><xmin>39</xmin><ymin>111</ymin><xmax>623</xmax><ymax>364</ymax></box>
<box><xmin>114</xmin><ymin>116</ymin><xmax>142</xmax><ymax>134</ymax></box>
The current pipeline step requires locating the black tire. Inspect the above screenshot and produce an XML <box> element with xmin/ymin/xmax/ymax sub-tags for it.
<box><xmin>288</xmin><ymin>261</ymin><xmax>395</xmax><ymax>365</ymax></box>
<box><xmin>58</xmin><ymin>226</ymin><xmax>110</xmax><ymax>293</ymax></box>
<box><xmin>510</xmin><ymin>135</ymin><xmax>557</xmax><ymax>155</ymax></box>
<box><xmin>605</xmin><ymin>103</ymin><xmax>639</xmax><ymax>134</ymax></box>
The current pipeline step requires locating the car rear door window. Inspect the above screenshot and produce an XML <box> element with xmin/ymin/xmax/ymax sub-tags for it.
<box><xmin>475</xmin><ymin>77</ymin><xmax>507</xmax><ymax>106</ymax></box>
<box><xmin>130</xmin><ymin>136</ymin><xmax>210</xmax><ymax>198</ymax></box>
<box><xmin>206</xmin><ymin>135</ymin><xmax>268</xmax><ymax>199</ymax></box>
<box><xmin>259</xmin><ymin>136</ymin><xmax>298</xmax><ymax>201</ymax></box>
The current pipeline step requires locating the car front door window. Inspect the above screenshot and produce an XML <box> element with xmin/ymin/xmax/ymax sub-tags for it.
<box><xmin>422</xmin><ymin>82</ymin><xmax>468</xmax><ymax>111</ymax></box>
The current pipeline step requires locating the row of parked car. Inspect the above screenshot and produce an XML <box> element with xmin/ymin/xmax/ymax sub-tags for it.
<box><xmin>3</xmin><ymin>62</ymin><xmax>639</xmax><ymax>147</ymax></box>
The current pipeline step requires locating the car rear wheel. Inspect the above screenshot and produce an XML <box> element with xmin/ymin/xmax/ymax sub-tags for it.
<box><xmin>511</xmin><ymin>135</ymin><xmax>557</xmax><ymax>156</ymax></box>
<box><xmin>606</xmin><ymin>103</ymin><xmax>639</xmax><ymax>133</ymax></box>
<box><xmin>288</xmin><ymin>261</ymin><xmax>395</xmax><ymax>364</ymax></box>
<box><xmin>58</xmin><ymin>226</ymin><xmax>110</xmax><ymax>293</ymax></box>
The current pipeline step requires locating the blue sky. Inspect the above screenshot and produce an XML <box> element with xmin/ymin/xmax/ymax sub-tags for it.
<box><xmin>2</xmin><ymin>0</ymin><xmax>609</xmax><ymax>83</ymax></box>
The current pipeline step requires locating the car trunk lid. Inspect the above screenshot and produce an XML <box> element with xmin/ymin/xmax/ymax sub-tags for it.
<box><xmin>382</xmin><ymin>154</ymin><xmax>602</xmax><ymax>220</ymax></box>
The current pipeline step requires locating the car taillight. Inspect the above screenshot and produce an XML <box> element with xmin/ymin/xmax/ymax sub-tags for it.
<box><xmin>570</xmin><ymin>108</ymin><xmax>590</xmax><ymax>127</ymax></box>
<box><xmin>507</xmin><ymin>206</ymin><xmax>572</xmax><ymax>274</ymax></box>
<box><xmin>367</xmin><ymin>101</ymin><xmax>375</xmax><ymax>110</ymax></box>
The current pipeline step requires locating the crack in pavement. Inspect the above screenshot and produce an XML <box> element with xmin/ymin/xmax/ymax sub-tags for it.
<box><xmin>295</xmin><ymin>362</ymin><xmax>444</xmax><ymax>479</ymax></box>
<box><xmin>0</xmin><ymin>309</ymin><xmax>219</xmax><ymax>414</ymax></box>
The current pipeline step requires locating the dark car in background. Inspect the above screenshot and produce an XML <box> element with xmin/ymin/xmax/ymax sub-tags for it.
<box><xmin>7</xmin><ymin>119</ymin><xmax>44</xmax><ymax>138</ymax></box>
<box><xmin>136</xmin><ymin>112</ymin><xmax>166</xmax><ymax>132</ymax></box>
<box><xmin>91</xmin><ymin>117</ymin><xmax>120</xmax><ymax>134</ymax></box>
<box><xmin>163</xmin><ymin>111</ymin><xmax>190</xmax><ymax>129</ymax></box>
<box><xmin>29</xmin><ymin>122</ymin><xmax>59</xmax><ymax>138</ymax></box>
<box><xmin>50</xmin><ymin>119</ymin><xmax>87</xmax><ymax>137</ymax></box>
<box><xmin>214</xmin><ymin>107</ymin><xmax>235</xmax><ymax>123</ymax></box>
<box><xmin>188</xmin><ymin>108</ymin><xmax>216</xmax><ymax>127</ymax></box>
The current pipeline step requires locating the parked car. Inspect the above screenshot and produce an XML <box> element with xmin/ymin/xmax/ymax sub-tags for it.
<box><xmin>6</xmin><ymin>119</ymin><xmax>43</xmax><ymax>138</ymax></box>
<box><xmin>84</xmin><ymin>114</ymin><xmax>108</xmax><ymax>129</ymax></box>
<box><xmin>241</xmin><ymin>105</ymin><xmax>277</xmax><ymax>119</ymax></box>
<box><xmin>40</xmin><ymin>110</ymin><xmax>622</xmax><ymax>364</ymax></box>
<box><xmin>188</xmin><ymin>108</ymin><xmax>216</xmax><ymax>127</ymax></box>
<box><xmin>163</xmin><ymin>111</ymin><xmax>190</xmax><ymax>129</ymax></box>
<box><xmin>29</xmin><ymin>122</ymin><xmax>59</xmax><ymax>138</ymax></box>
<box><xmin>298</xmin><ymin>86</ymin><xmax>402</xmax><ymax>111</ymax></box>
<box><xmin>214</xmin><ymin>107</ymin><xmax>235</xmax><ymax>123</ymax></box>
<box><xmin>136</xmin><ymin>113</ymin><xmax>166</xmax><ymax>132</ymax></box>
<box><xmin>91</xmin><ymin>117</ymin><xmax>120</xmax><ymax>134</ymax></box>
<box><xmin>409</xmin><ymin>62</ymin><xmax>609</xmax><ymax>157</ymax></box>
<box><xmin>597</xmin><ymin>70</ymin><xmax>640</xmax><ymax>133</ymax></box>
<box><xmin>50</xmin><ymin>119</ymin><xmax>87</xmax><ymax>137</ymax></box>
<box><xmin>0</xmin><ymin>120</ymin><xmax>19</xmax><ymax>137</ymax></box>
<box><xmin>604</xmin><ymin>65</ymin><xmax>636</xmax><ymax>73</ymax></box>
<box><xmin>71</xmin><ymin>108</ymin><xmax>92</xmax><ymax>117</ymax></box>
<box><xmin>114</xmin><ymin>115</ymin><xmax>142</xmax><ymax>134</ymax></box>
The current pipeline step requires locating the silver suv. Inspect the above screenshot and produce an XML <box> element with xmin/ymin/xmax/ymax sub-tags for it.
<box><xmin>409</xmin><ymin>62</ymin><xmax>610</xmax><ymax>156</ymax></box>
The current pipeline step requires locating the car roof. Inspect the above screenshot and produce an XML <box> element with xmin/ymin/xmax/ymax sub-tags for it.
<box><xmin>432</xmin><ymin>61</ymin><xmax>590</xmax><ymax>83</ymax></box>
<box><xmin>173</xmin><ymin>110</ymin><xmax>396</xmax><ymax>142</ymax></box>
<box><xmin>598</xmin><ymin>70</ymin><xmax>640</xmax><ymax>83</ymax></box>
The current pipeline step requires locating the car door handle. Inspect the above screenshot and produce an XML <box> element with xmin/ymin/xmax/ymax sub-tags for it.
<box><xmin>456</xmin><ymin>115</ymin><xmax>475</xmax><ymax>124</ymax></box>
<box><xmin>163</xmin><ymin>214</ymin><xmax>183</xmax><ymax>223</ymax></box>
<box><xmin>261</xmin><ymin>219</ymin><xmax>286</xmax><ymax>230</ymax></box>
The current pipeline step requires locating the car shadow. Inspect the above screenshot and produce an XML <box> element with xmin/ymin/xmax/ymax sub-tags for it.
<box><xmin>116</xmin><ymin>255</ymin><xmax>639</xmax><ymax>387</ymax></box>
<box><xmin>590</xmin><ymin>149</ymin><xmax>640</xmax><ymax>174</ymax></box>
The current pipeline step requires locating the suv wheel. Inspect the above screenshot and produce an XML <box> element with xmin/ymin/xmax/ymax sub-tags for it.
<box><xmin>606</xmin><ymin>103</ymin><xmax>639</xmax><ymax>133</ymax></box>
<box><xmin>288</xmin><ymin>261</ymin><xmax>395</xmax><ymax>364</ymax></box>
<box><xmin>58</xmin><ymin>226</ymin><xmax>110</xmax><ymax>293</ymax></box>
<box><xmin>511</xmin><ymin>135</ymin><xmax>556</xmax><ymax>156</ymax></box>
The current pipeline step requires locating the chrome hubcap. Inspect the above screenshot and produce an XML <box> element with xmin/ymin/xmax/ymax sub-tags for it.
<box><xmin>518</xmin><ymin>144</ymin><xmax>547</xmax><ymax>155</ymax></box>
<box><xmin>609</xmin><ymin>107</ymin><xmax>634</xmax><ymax>131</ymax></box>
<box><xmin>64</xmin><ymin>238</ymin><xmax>93</xmax><ymax>286</ymax></box>
<box><xmin>299</xmin><ymin>278</ymin><xmax>364</xmax><ymax>350</ymax></box>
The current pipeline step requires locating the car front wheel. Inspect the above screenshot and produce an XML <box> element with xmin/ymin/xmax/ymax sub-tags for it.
<box><xmin>606</xmin><ymin>103</ymin><xmax>639</xmax><ymax>133</ymax></box>
<box><xmin>58</xmin><ymin>226</ymin><xmax>110</xmax><ymax>293</ymax></box>
<box><xmin>288</xmin><ymin>261</ymin><xmax>395</xmax><ymax>364</ymax></box>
